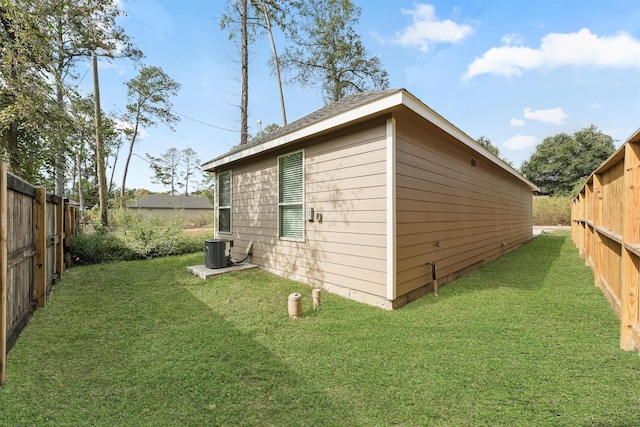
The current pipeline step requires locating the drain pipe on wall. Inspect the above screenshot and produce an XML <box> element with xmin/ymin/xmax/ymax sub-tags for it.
<box><xmin>426</xmin><ymin>262</ymin><xmax>438</xmax><ymax>297</ymax></box>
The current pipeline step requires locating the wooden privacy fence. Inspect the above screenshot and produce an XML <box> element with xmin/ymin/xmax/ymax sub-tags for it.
<box><xmin>571</xmin><ymin>128</ymin><xmax>640</xmax><ymax>351</ymax></box>
<box><xmin>0</xmin><ymin>163</ymin><xmax>78</xmax><ymax>385</ymax></box>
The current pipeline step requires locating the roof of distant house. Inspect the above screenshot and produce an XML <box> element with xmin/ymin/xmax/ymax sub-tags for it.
<box><xmin>128</xmin><ymin>195</ymin><xmax>213</xmax><ymax>209</ymax></box>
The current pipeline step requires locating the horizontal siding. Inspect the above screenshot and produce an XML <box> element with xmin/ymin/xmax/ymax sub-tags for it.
<box><xmin>228</xmin><ymin>117</ymin><xmax>389</xmax><ymax>299</ymax></box>
<box><xmin>394</xmin><ymin>109</ymin><xmax>533</xmax><ymax>297</ymax></box>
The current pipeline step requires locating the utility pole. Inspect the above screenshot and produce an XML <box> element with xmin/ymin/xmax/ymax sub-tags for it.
<box><xmin>240</xmin><ymin>0</ymin><xmax>248</xmax><ymax>145</ymax></box>
<box><xmin>93</xmin><ymin>53</ymin><xmax>108</xmax><ymax>226</ymax></box>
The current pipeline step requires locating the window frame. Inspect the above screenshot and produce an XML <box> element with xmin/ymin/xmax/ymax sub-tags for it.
<box><xmin>218</xmin><ymin>170</ymin><xmax>232</xmax><ymax>234</ymax></box>
<box><xmin>277</xmin><ymin>150</ymin><xmax>305</xmax><ymax>242</ymax></box>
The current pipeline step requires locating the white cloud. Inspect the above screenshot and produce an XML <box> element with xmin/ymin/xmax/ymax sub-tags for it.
<box><xmin>591</xmin><ymin>102</ymin><xmax>601</xmax><ymax>109</ymax></box>
<box><xmin>504</xmin><ymin>135</ymin><xmax>539</xmax><ymax>150</ymax></box>
<box><xmin>523</xmin><ymin>107</ymin><xmax>568</xmax><ymax>125</ymax></box>
<box><xmin>501</xmin><ymin>33</ymin><xmax>524</xmax><ymax>46</ymax></box>
<box><xmin>510</xmin><ymin>118</ymin><xmax>526</xmax><ymax>127</ymax></box>
<box><xmin>391</xmin><ymin>3</ymin><xmax>474</xmax><ymax>52</ymax></box>
<box><xmin>464</xmin><ymin>28</ymin><xmax>640</xmax><ymax>80</ymax></box>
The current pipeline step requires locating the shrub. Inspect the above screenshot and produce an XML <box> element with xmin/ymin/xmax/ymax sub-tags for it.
<box><xmin>70</xmin><ymin>231</ymin><xmax>134</xmax><ymax>264</ymax></box>
<box><xmin>533</xmin><ymin>196</ymin><xmax>571</xmax><ymax>226</ymax></box>
<box><xmin>71</xmin><ymin>209</ymin><xmax>208</xmax><ymax>264</ymax></box>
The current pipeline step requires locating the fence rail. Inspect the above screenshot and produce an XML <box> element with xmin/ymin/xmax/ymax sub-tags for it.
<box><xmin>1</xmin><ymin>163</ymin><xmax>77</xmax><ymax>384</ymax></box>
<box><xmin>571</xmin><ymin>128</ymin><xmax>640</xmax><ymax>351</ymax></box>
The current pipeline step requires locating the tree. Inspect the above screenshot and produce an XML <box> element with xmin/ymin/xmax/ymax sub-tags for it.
<box><xmin>521</xmin><ymin>125</ymin><xmax>615</xmax><ymax>196</ymax></box>
<box><xmin>181</xmin><ymin>148</ymin><xmax>200</xmax><ymax>196</ymax></box>
<box><xmin>120</xmin><ymin>66</ymin><xmax>180</xmax><ymax>207</ymax></box>
<box><xmin>193</xmin><ymin>171</ymin><xmax>216</xmax><ymax>204</ymax></box>
<box><xmin>147</xmin><ymin>148</ymin><xmax>182</xmax><ymax>196</ymax></box>
<box><xmin>0</xmin><ymin>1</ymin><xmax>55</xmax><ymax>180</ymax></box>
<box><xmin>476</xmin><ymin>135</ymin><xmax>513</xmax><ymax>167</ymax></box>
<box><xmin>66</xmin><ymin>93</ymin><xmax>120</xmax><ymax>209</ymax></box>
<box><xmin>41</xmin><ymin>0</ymin><xmax>141</xmax><ymax>196</ymax></box>
<box><xmin>280</xmin><ymin>0</ymin><xmax>389</xmax><ymax>104</ymax></box>
<box><xmin>147</xmin><ymin>147</ymin><xmax>201</xmax><ymax>196</ymax></box>
<box><xmin>477</xmin><ymin>136</ymin><xmax>500</xmax><ymax>157</ymax></box>
<box><xmin>221</xmin><ymin>0</ymin><xmax>252</xmax><ymax>145</ymax></box>
<box><xmin>254</xmin><ymin>0</ymin><xmax>289</xmax><ymax>125</ymax></box>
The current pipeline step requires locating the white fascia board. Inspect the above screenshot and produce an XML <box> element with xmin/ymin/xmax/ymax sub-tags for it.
<box><xmin>202</xmin><ymin>92</ymin><xmax>405</xmax><ymax>171</ymax></box>
<box><xmin>400</xmin><ymin>92</ymin><xmax>539</xmax><ymax>192</ymax></box>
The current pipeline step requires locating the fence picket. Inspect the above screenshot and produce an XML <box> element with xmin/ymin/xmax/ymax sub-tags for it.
<box><xmin>1</xmin><ymin>163</ymin><xmax>8</xmax><ymax>385</ymax></box>
<box><xmin>0</xmin><ymin>163</ymin><xmax>77</xmax><ymax>385</ymax></box>
<box><xmin>572</xmin><ymin>129</ymin><xmax>640</xmax><ymax>351</ymax></box>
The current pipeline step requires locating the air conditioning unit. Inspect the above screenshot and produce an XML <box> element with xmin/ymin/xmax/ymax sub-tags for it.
<box><xmin>204</xmin><ymin>239</ymin><xmax>233</xmax><ymax>269</ymax></box>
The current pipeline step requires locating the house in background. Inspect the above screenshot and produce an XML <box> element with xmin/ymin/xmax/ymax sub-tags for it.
<box><xmin>128</xmin><ymin>195</ymin><xmax>213</xmax><ymax>221</ymax></box>
<box><xmin>202</xmin><ymin>89</ymin><xmax>539</xmax><ymax>309</ymax></box>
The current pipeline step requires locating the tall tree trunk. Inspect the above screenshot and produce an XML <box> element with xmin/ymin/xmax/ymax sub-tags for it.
<box><xmin>184</xmin><ymin>170</ymin><xmax>190</xmax><ymax>196</ymax></box>
<box><xmin>108</xmin><ymin>136</ymin><xmax>122</xmax><ymax>194</ymax></box>
<box><xmin>76</xmin><ymin>152</ymin><xmax>84</xmax><ymax>210</ymax></box>
<box><xmin>55</xmin><ymin>83</ymin><xmax>65</xmax><ymax>196</ymax></box>
<box><xmin>240</xmin><ymin>0</ymin><xmax>248</xmax><ymax>145</ymax></box>
<box><xmin>259</xmin><ymin>0</ymin><xmax>287</xmax><ymax>125</ymax></box>
<box><xmin>93</xmin><ymin>53</ymin><xmax>108</xmax><ymax>226</ymax></box>
<box><xmin>120</xmin><ymin>123</ymin><xmax>139</xmax><ymax>208</ymax></box>
<box><xmin>4</xmin><ymin>121</ymin><xmax>19</xmax><ymax>174</ymax></box>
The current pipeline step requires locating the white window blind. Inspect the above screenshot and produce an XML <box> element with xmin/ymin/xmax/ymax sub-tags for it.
<box><xmin>218</xmin><ymin>170</ymin><xmax>231</xmax><ymax>233</ymax></box>
<box><xmin>278</xmin><ymin>151</ymin><xmax>303</xmax><ymax>240</ymax></box>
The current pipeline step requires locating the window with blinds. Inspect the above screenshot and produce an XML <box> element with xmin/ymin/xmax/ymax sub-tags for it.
<box><xmin>218</xmin><ymin>170</ymin><xmax>231</xmax><ymax>233</ymax></box>
<box><xmin>278</xmin><ymin>150</ymin><xmax>304</xmax><ymax>240</ymax></box>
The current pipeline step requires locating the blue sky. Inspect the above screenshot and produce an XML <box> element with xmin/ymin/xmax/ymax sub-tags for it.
<box><xmin>80</xmin><ymin>0</ymin><xmax>640</xmax><ymax>192</ymax></box>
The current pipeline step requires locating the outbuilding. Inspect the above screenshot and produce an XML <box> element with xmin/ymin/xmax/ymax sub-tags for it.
<box><xmin>202</xmin><ymin>89</ymin><xmax>538</xmax><ymax>309</ymax></box>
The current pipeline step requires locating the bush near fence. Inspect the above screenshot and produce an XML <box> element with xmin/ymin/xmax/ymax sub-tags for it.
<box><xmin>70</xmin><ymin>209</ymin><xmax>213</xmax><ymax>264</ymax></box>
<box><xmin>533</xmin><ymin>196</ymin><xmax>572</xmax><ymax>226</ymax></box>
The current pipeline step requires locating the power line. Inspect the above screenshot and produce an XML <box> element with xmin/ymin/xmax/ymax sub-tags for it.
<box><xmin>173</xmin><ymin>111</ymin><xmax>238</xmax><ymax>132</ymax></box>
<box><xmin>104</xmin><ymin>63</ymin><xmax>239</xmax><ymax>133</ymax></box>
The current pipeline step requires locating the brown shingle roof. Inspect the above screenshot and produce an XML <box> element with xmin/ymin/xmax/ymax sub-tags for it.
<box><xmin>203</xmin><ymin>89</ymin><xmax>402</xmax><ymax>167</ymax></box>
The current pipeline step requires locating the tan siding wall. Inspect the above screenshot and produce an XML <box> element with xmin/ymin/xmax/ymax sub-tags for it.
<box><xmin>228</xmin><ymin>119</ymin><xmax>389</xmax><ymax>299</ymax></box>
<box><xmin>395</xmin><ymin>110</ymin><xmax>533</xmax><ymax>297</ymax></box>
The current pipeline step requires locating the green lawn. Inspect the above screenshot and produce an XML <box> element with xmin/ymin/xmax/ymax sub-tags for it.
<box><xmin>2</xmin><ymin>233</ymin><xmax>640</xmax><ymax>426</ymax></box>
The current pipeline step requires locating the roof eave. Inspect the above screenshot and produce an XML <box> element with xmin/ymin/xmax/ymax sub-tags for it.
<box><xmin>203</xmin><ymin>89</ymin><xmax>539</xmax><ymax>192</ymax></box>
<box><xmin>399</xmin><ymin>91</ymin><xmax>539</xmax><ymax>192</ymax></box>
<box><xmin>202</xmin><ymin>91</ymin><xmax>405</xmax><ymax>172</ymax></box>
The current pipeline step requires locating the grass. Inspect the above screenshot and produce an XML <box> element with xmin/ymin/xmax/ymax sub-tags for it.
<box><xmin>2</xmin><ymin>233</ymin><xmax>640</xmax><ymax>426</ymax></box>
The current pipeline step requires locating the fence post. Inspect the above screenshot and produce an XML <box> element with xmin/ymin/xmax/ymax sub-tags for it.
<box><xmin>620</xmin><ymin>141</ymin><xmax>640</xmax><ymax>350</ymax></box>
<box><xmin>64</xmin><ymin>200</ymin><xmax>71</xmax><ymax>267</ymax></box>
<box><xmin>35</xmin><ymin>187</ymin><xmax>46</xmax><ymax>308</ymax></box>
<box><xmin>592</xmin><ymin>174</ymin><xmax>603</xmax><ymax>289</ymax></box>
<box><xmin>0</xmin><ymin>163</ymin><xmax>8</xmax><ymax>385</ymax></box>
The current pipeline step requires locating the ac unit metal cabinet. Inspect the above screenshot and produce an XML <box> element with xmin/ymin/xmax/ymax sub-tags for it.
<box><xmin>204</xmin><ymin>239</ymin><xmax>233</xmax><ymax>269</ymax></box>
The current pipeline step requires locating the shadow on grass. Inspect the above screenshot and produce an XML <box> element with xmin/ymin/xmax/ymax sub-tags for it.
<box><xmin>1</xmin><ymin>256</ymin><xmax>342</xmax><ymax>426</ymax></box>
